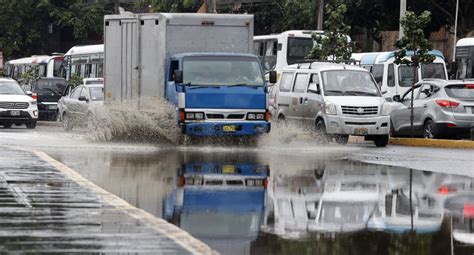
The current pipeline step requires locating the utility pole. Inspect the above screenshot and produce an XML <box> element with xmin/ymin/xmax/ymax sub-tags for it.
<box><xmin>399</xmin><ymin>0</ymin><xmax>406</xmax><ymax>39</ymax></box>
<box><xmin>317</xmin><ymin>0</ymin><xmax>324</xmax><ymax>30</ymax></box>
<box><xmin>206</xmin><ymin>0</ymin><xmax>217</xmax><ymax>13</ymax></box>
<box><xmin>452</xmin><ymin>0</ymin><xmax>459</xmax><ymax>63</ymax></box>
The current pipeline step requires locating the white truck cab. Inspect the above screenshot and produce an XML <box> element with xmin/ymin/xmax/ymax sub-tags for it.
<box><xmin>275</xmin><ymin>62</ymin><xmax>391</xmax><ymax>147</ymax></box>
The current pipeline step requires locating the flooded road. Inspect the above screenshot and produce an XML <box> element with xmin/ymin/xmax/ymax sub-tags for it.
<box><xmin>44</xmin><ymin>146</ymin><xmax>474</xmax><ymax>255</ymax></box>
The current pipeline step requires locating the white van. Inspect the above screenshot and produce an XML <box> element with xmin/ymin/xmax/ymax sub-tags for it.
<box><xmin>368</xmin><ymin>50</ymin><xmax>448</xmax><ymax>98</ymax></box>
<box><xmin>275</xmin><ymin>62</ymin><xmax>390</xmax><ymax>147</ymax></box>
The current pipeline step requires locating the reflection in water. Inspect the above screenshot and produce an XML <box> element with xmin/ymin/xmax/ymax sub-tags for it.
<box><xmin>48</xmin><ymin>148</ymin><xmax>474</xmax><ymax>255</ymax></box>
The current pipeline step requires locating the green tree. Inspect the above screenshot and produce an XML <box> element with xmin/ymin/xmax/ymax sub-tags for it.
<box><xmin>394</xmin><ymin>11</ymin><xmax>435</xmax><ymax>138</ymax></box>
<box><xmin>307</xmin><ymin>0</ymin><xmax>352</xmax><ymax>60</ymax></box>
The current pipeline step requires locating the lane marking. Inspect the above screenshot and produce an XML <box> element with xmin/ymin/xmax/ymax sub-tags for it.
<box><xmin>33</xmin><ymin>150</ymin><xmax>217</xmax><ymax>255</ymax></box>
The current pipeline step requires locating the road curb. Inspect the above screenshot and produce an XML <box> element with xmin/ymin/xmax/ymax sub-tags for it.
<box><xmin>33</xmin><ymin>150</ymin><xmax>217</xmax><ymax>255</ymax></box>
<box><xmin>390</xmin><ymin>137</ymin><xmax>474</xmax><ymax>149</ymax></box>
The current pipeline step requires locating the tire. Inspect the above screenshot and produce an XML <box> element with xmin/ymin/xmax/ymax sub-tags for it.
<box><xmin>3</xmin><ymin>123</ymin><xmax>12</xmax><ymax>128</ymax></box>
<box><xmin>315</xmin><ymin>119</ymin><xmax>330</xmax><ymax>144</ymax></box>
<box><xmin>26</xmin><ymin>121</ymin><xmax>36</xmax><ymax>129</ymax></box>
<box><xmin>334</xmin><ymin>135</ymin><xmax>349</xmax><ymax>145</ymax></box>
<box><xmin>373</xmin><ymin>135</ymin><xmax>389</xmax><ymax>147</ymax></box>
<box><xmin>423</xmin><ymin>119</ymin><xmax>436</xmax><ymax>139</ymax></box>
<box><xmin>63</xmin><ymin>113</ymin><xmax>73</xmax><ymax>131</ymax></box>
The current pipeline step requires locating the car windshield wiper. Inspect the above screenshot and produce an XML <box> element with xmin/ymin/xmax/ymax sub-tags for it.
<box><xmin>324</xmin><ymin>90</ymin><xmax>345</xmax><ymax>95</ymax></box>
<box><xmin>345</xmin><ymin>90</ymin><xmax>379</xmax><ymax>96</ymax></box>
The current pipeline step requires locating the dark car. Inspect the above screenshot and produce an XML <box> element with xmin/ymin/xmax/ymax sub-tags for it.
<box><xmin>27</xmin><ymin>77</ymin><xmax>67</xmax><ymax>120</ymax></box>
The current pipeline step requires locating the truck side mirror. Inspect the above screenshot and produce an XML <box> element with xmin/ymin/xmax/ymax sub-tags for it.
<box><xmin>174</xmin><ymin>70</ymin><xmax>183</xmax><ymax>83</ymax></box>
<box><xmin>269</xmin><ymin>71</ymin><xmax>277</xmax><ymax>84</ymax></box>
<box><xmin>393</xmin><ymin>95</ymin><xmax>401</xmax><ymax>102</ymax></box>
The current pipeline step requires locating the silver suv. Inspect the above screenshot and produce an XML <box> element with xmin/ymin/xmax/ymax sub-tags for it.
<box><xmin>391</xmin><ymin>79</ymin><xmax>474</xmax><ymax>139</ymax></box>
<box><xmin>274</xmin><ymin>62</ymin><xmax>391</xmax><ymax>147</ymax></box>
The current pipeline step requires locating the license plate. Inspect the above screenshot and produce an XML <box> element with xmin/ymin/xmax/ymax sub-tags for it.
<box><xmin>10</xmin><ymin>110</ymin><xmax>20</xmax><ymax>116</ymax></box>
<box><xmin>223</xmin><ymin>125</ymin><xmax>236</xmax><ymax>132</ymax></box>
<box><xmin>48</xmin><ymin>105</ymin><xmax>58</xmax><ymax>110</ymax></box>
<box><xmin>222</xmin><ymin>165</ymin><xmax>236</xmax><ymax>174</ymax></box>
<box><xmin>354</xmin><ymin>128</ymin><xmax>368</xmax><ymax>136</ymax></box>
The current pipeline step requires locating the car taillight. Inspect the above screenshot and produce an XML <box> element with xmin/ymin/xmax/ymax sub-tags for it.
<box><xmin>464</xmin><ymin>203</ymin><xmax>474</xmax><ymax>218</ymax></box>
<box><xmin>31</xmin><ymin>93</ymin><xmax>38</xmax><ymax>100</ymax></box>
<box><xmin>438</xmin><ymin>185</ymin><xmax>457</xmax><ymax>195</ymax></box>
<box><xmin>466</xmin><ymin>84</ymin><xmax>474</xmax><ymax>89</ymax></box>
<box><xmin>436</xmin><ymin>99</ymin><xmax>459</xmax><ymax>108</ymax></box>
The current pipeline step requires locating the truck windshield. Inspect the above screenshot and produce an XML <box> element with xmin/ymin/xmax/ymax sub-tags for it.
<box><xmin>321</xmin><ymin>70</ymin><xmax>381</xmax><ymax>97</ymax></box>
<box><xmin>287</xmin><ymin>37</ymin><xmax>314</xmax><ymax>65</ymax></box>
<box><xmin>183</xmin><ymin>56</ymin><xmax>264</xmax><ymax>86</ymax></box>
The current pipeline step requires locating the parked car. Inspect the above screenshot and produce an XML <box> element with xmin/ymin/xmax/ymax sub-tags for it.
<box><xmin>274</xmin><ymin>62</ymin><xmax>391</xmax><ymax>147</ymax></box>
<box><xmin>58</xmin><ymin>84</ymin><xmax>104</xmax><ymax>131</ymax></box>
<box><xmin>390</xmin><ymin>79</ymin><xmax>474</xmax><ymax>139</ymax></box>
<box><xmin>0</xmin><ymin>78</ymin><xmax>38</xmax><ymax>129</ymax></box>
<box><xmin>24</xmin><ymin>77</ymin><xmax>67</xmax><ymax>120</ymax></box>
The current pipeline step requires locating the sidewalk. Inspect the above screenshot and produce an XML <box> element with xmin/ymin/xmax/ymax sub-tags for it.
<box><xmin>0</xmin><ymin>147</ymin><xmax>215</xmax><ymax>254</ymax></box>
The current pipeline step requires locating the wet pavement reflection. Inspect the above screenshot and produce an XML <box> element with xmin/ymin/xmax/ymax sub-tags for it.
<box><xmin>48</xmin><ymin>148</ymin><xmax>474</xmax><ymax>255</ymax></box>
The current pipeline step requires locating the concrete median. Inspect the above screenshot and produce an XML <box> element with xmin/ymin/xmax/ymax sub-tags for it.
<box><xmin>389</xmin><ymin>137</ymin><xmax>474</xmax><ymax>149</ymax></box>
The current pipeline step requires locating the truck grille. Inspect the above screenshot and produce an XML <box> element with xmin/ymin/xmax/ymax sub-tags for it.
<box><xmin>341</xmin><ymin>106</ymin><xmax>378</xmax><ymax>116</ymax></box>
<box><xmin>0</xmin><ymin>102</ymin><xmax>29</xmax><ymax>109</ymax></box>
<box><xmin>206</xmin><ymin>114</ymin><xmax>245</xmax><ymax>120</ymax></box>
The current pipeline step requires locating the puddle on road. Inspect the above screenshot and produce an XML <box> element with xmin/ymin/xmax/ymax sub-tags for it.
<box><xmin>47</xmin><ymin>148</ymin><xmax>474</xmax><ymax>255</ymax></box>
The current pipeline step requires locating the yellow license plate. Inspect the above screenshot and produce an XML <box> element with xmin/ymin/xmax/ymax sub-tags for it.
<box><xmin>223</xmin><ymin>125</ymin><xmax>236</xmax><ymax>132</ymax></box>
<box><xmin>222</xmin><ymin>165</ymin><xmax>236</xmax><ymax>174</ymax></box>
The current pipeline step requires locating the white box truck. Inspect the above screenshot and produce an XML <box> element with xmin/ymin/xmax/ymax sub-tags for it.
<box><xmin>104</xmin><ymin>13</ymin><xmax>276</xmax><ymax>137</ymax></box>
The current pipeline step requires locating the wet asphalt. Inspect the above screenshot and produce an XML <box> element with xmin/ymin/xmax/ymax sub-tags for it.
<box><xmin>1</xmin><ymin>122</ymin><xmax>474</xmax><ymax>254</ymax></box>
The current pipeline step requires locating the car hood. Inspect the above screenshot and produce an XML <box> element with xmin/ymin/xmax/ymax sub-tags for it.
<box><xmin>0</xmin><ymin>94</ymin><xmax>34</xmax><ymax>103</ymax></box>
<box><xmin>325</xmin><ymin>96</ymin><xmax>384</xmax><ymax>106</ymax></box>
<box><xmin>185</xmin><ymin>86</ymin><xmax>266</xmax><ymax>109</ymax></box>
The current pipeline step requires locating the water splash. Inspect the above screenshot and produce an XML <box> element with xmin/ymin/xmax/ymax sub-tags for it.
<box><xmin>88</xmin><ymin>98</ymin><xmax>182</xmax><ymax>145</ymax></box>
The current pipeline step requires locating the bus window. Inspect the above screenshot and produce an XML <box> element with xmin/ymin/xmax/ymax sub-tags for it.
<box><xmin>398</xmin><ymin>65</ymin><xmax>418</xmax><ymax>87</ymax></box>
<box><xmin>371</xmin><ymin>64</ymin><xmax>384</xmax><ymax>87</ymax></box>
<box><xmin>421</xmin><ymin>63</ymin><xmax>446</xmax><ymax>79</ymax></box>
<box><xmin>287</xmin><ymin>37</ymin><xmax>314</xmax><ymax>65</ymax></box>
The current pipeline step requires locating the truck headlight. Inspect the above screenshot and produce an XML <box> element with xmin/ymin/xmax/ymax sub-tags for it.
<box><xmin>381</xmin><ymin>103</ymin><xmax>391</xmax><ymax>116</ymax></box>
<box><xmin>185</xmin><ymin>112</ymin><xmax>195</xmax><ymax>120</ymax></box>
<box><xmin>256</xmin><ymin>113</ymin><xmax>265</xmax><ymax>120</ymax></box>
<box><xmin>325</xmin><ymin>102</ymin><xmax>337</xmax><ymax>115</ymax></box>
<box><xmin>247</xmin><ymin>113</ymin><xmax>256</xmax><ymax>120</ymax></box>
<box><xmin>194</xmin><ymin>112</ymin><xmax>204</xmax><ymax>120</ymax></box>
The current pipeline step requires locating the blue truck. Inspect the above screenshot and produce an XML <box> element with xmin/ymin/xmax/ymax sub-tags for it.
<box><xmin>104</xmin><ymin>13</ymin><xmax>275</xmax><ymax>137</ymax></box>
<box><xmin>163</xmin><ymin>162</ymin><xmax>269</xmax><ymax>253</ymax></box>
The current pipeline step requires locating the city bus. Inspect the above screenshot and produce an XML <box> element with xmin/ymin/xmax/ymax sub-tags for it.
<box><xmin>5</xmin><ymin>55</ymin><xmax>64</xmax><ymax>81</ymax></box>
<box><xmin>455</xmin><ymin>37</ymin><xmax>474</xmax><ymax>79</ymax></box>
<box><xmin>64</xmin><ymin>44</ymin><xmax>104</xmax><ymax>80</ymax></box>
<box><xmin>254</xmin><ymin>30</ymin><xmax>323</xmax><ymax>75</ymax></box>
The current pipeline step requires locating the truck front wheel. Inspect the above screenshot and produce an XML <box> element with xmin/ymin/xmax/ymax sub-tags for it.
<box><xmin>373</xmin><ymin>135</ymin><xmax>389</xmax><ymax>147</ymax></box>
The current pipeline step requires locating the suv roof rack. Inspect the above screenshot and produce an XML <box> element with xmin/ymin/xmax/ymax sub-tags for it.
<box><xmin>292</xmin><ymin>59</ymin><xmax>361</xmax><ymax>69</ymax></box>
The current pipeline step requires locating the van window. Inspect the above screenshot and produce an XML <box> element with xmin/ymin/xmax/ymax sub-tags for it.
<box><xmin>398</xmin><ymin>65</ymin><xmax>418</xmax><ymax>87</ymax></box>
<box><xmin>293</xmin><ymin>73</ymin><xmax>308</xmax><ymax>93</ymax></box>
<box><xmin>279</xmin><ymin>72</ymin><xmax>293</xmax><ymax>92</ymax></box>
<box><xmin>371</xmin><ymin>64</ymin><xmax>384</xmax><ymax>86</ymax></box>
<box><xmin>387</xmin><ymin>64</ymin><xmax>395</xmax><ymax>87</ymax></box>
